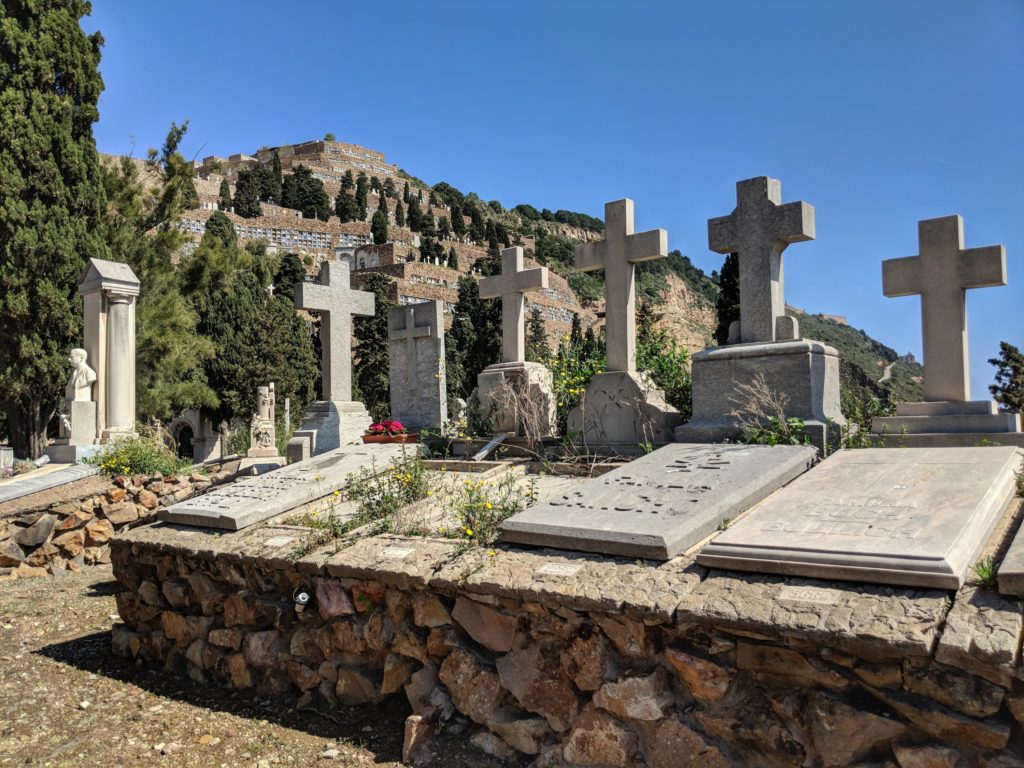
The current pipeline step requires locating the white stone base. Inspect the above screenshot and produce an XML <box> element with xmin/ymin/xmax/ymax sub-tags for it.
<box><xmin>289</xmin><ymin>400</ymin><xmax>371</xmax><ymax>458</ymax></box>
<box><xmin>871</xmin><ymin>400</ymin><xmax>1023</xmax><ymax>446</ymax></box>
<box><xmin>676</xmin><ymin>339</ymin><xmax>845</xmax><ymax>450</ymax></box>
<box><xmin>476</xmin><ymin>362</ymin><xmax>557</xmax><ymax>437</ymax></box>
<box><xmin>567</xmin><ymin>370</ymin><xmax>681</xmax><ymax>453</ymax></box>
<box><xmin>45</xmin><ymin>443</ymin><xmax>103</xmax><ymax>464</ymax></box>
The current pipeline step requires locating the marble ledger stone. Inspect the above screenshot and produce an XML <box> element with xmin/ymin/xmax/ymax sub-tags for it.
<box><xmin>699</xmin><ymin>446</ymin><xmax>1022</xmax><ymax>589</ymax></box>
<box><xmin>998</xmin><ymin>505</ymin><xmax>1024</xmax><ymax>597</ymax></box>
<box><xmin>160</xmin><ymin>443</ymin><xmax>405</xmax><ymax>530</ymax></box>
<box><xmin>500</xmin><ymin>443</ymin><xmax>816</xmax><ymax>559</ymax></box>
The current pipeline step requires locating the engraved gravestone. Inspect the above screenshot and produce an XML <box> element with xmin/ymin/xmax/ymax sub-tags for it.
<box><xmin>699</xmin><ymin>446</ymin><xmax>1022</xmax><ymax>589</ymax></box>
<box><xmin>387</xmin><ymin>300</ymin><xmax>446</xmax><ymax>431</ymax></box>
<box><xmin>500</xmin><ymin>443</ymin><xmax>816</xmax><ymax>559</ymax></box>
<box><xmin>160</xmin><ymin>443</ymin><xmax>405</xmax><ymax>530</ymax></box>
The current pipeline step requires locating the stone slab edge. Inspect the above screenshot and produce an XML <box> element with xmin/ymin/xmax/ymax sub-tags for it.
<box><xmin>0</xmin><ymin>464</ymin><xmax>99</xmax><ymax>506</ymax></box>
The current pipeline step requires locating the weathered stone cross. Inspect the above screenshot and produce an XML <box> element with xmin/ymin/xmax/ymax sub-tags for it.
<box><xmin>479</xmin><ymin>246</ymin><xmax>548</xmax><ymax>363</ymax></box>
<box><xmin>574</xmin><ymin>199</ymin><xmax>667</xmax><ymax>372</ymax></box>
<box><xmin>388</xmin><ymin>306</ymin><xmax>433</xmax><ymax>386</ymax></box>
<box><xmin>882</xmin><ymin>215</ymin><xmax>1006</xmax><ymax>402</ymax></box>
<box><xmin>708</xmin><ymin>177</ymin><xmax>815</xmax><ymax>344</ymax></box>
<box><xmin>294</xmin><ymin>259</ymin><xmax>374</xmax><ymax>402</ymax></box>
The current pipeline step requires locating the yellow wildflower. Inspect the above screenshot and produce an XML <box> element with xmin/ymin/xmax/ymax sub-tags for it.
<box><xmin>485</xmin><ymin>502</ymin><xmax>493</xmax><ymax>510</ymax></box>
<box><xmin>465</xmin><ymin>528</ymin><xmax>474</xmax><ymax>536</ymax></box>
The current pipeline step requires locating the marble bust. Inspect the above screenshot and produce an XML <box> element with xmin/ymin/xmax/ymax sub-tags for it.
<box><xmin>66</xmin><ymin>348</ymin><xmax>97</xmax><ymax>402</ymax></box>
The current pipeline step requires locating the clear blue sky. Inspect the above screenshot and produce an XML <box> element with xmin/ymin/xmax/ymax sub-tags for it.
<box><xmin>84</xmin><ymin>1</ymin><xmax>1023</xmax><ymax>399</ymax></box>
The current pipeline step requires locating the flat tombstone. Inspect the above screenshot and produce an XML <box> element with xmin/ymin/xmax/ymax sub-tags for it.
<box><xmin>699</xmin><ymin>447</ymin><xmax>1022</xmax><ymax>589</ymax></box>
<box><xmin>500</xmin><ymin>443</ymin><xmax>816</xmax><ymax>559</ymax></box>
<box><xmin>882</xmin><ymin>215</ymin><xmax>1006</xmax><ymax>403</ymax></box>
<box><xmin>387</xmin><ymin>300</ymin><xmax>446</xmax><ymax>430</ymax></box>
<box><xmin>998</xmin><ymin>513</ymin><xmax>1024</xmax><ymax>596</ymax></box>
<box><xmin>160</xmin><ymin>443</ymin><xmax>405</xmax><ymax>530</ymax></box>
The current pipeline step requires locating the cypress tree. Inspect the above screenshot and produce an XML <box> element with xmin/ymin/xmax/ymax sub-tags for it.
<box><xmin>402</xmin><ymin>180</ymin><xmax>410</xmax><ymax>204</ymax></box>
<box><xmin>0</xmin><ymin>0</ymin><xmax>109</xmax><ymax>457</ymax></box>
<box><xmin>714</xmin><ymin>252</ymin><xmax>740</xmax><ymax>345</ymax></box>
<box><xmin>233</xmin><ymin>168</ymin><xmax>262</xmax><ymax>218</ymax></box>
<box><xmin>377</xmin><ymin>191</ymin><xmax>388</xmax><ymax>215</ymax></box>
<box><xmin>205</xmin><ymin>211</ymin><xmax>237</xmax><ymax>249</ymax></box>
<box><xmin>447</xmin><ymin>247</ymin><xmax>458</xmax><ymax>269</ymax></box>
<box><xmin>371</xmin><ymin>209</ymin><xmax>388</xmax><ymax>245</ymax></box>
<box><xmin>446</xmin><ymin>275</ymin><xmax>502</xmax><ymax>399</ymax></box>
<box><xmin>394</xmin><ymin>198</ymin><xmax>405</xmax><ymax>227</ymax></box>
<box><xmin>218</xmin><ymin>178</ymin><xmax>233</xmax><ymax>211</ymax></box>
<box><xmin>274</xmin><ymin>253</ymin><xmax>306</xmax><ymax>295</ymax></box>
<box><xmin>353</xmin><ymin>272</ymin><xmax>396</xmax><ymax>422</ymax></box>
<box><xmin>269</xmin><ymin>152</ymin><xmax>283</xmax><ymax>203</ymax></box>
<box><xmin>526</xmin><ymin>306</ymin><xmax>549</xmax><ymax>363</ymax></box>
<box><xmin>450</xmin><ymin>201</ymin><xmax>466</xmax><ymax>238</ymax></box>
<box><xmin>281</xmin><ymin>165</ymin><xmax>332</xmax><ymax>220</ymax></box>
<box><xmin>438</xmin><ymin>216</ymin><xmax>452</xmax><ymax>240</ymax></box>
<box><xmin>355</xmin><ymin>172</ymin><xmax>369</xmax><ymax>220</ymax></box>
<box><xmin>420</xmin><ymin>211</ymin><xmax>436</xmax><ymax>238</ymax></box>
<box><xmin>383</xmin><ymin>178</ymin><xmax>397</xmax><ymax>198</ymax></box>
<box><xmin>407</xmin><ymin>197</ymin><xmax>422</xmax><ymax>232</ymax></box>
<box><xmin>336</xmin><ymin>170</ymin><xmax>357</xmax><ymax>223</ymax></box>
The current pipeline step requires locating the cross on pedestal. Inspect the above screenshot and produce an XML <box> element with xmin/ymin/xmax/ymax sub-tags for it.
<box><xmin>574</xmin><ymin>199</ymin><xmax>667</xmax><ymax>372</ymax></box>
<box><xmin>708</xmin><ymin>177</ymin><xmax>815</xmax><ymax>344</ymax></box>
<box><xmin>479</xmin><ymin>247</ymin><xmax>548</xmax><ymax>363</ymax></box>
<box><xmin>294</xmin><ymin>260</ymin><xmax>375</xmax><ymax>402</ymax></box>
<box><xmin>388</xmin><ymin>306</ymin><xmax>433</xmax><ymax>386</ymax></box>
<box><xmin>882</xmin><ymin>215</ymin><xmax>1006</xmax><ymax>402</ymax></box>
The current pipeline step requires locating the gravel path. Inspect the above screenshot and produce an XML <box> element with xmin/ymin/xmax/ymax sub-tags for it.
<box><xmin>0</xmin><ymin>568</ymin><xmax>508</xmax><ymax>767</ymax></box>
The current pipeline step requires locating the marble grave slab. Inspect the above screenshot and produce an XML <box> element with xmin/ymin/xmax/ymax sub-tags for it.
<box><xmin>160</xmin><ymin>443</ymin><xmax>406</xmax><ymax>530</ymax></box>
<box><xmin>997</xmin><ymin>503</ymin><xmax>1024</xmax><ymax>597</ymax></box>
<box><xmin>699</xmin><ymin>446</ymin><xmax>1022</xmax><ymax>589</ymax></box>
<box><xmin>499</xmin><ymin>443</ymin><xmax>816</xmax><ymax>559</ymax></box>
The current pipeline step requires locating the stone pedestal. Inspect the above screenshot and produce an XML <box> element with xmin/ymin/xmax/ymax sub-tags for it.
<box><xmin>287</xmin><ymin>400</ymin><xmax>371</xmax><ymax>462</ymax></box>
<box><xmin>871</xmin><ymin>400</ymin><xmax>1024</xmax><ymax>448</ymax></box>
<box><xmin>567</xmin><ymin>370</ymin><xmax>680</xmax><ymax>453</ymax></box>
<box><xmin>46</xmin><ymin>401</ymin><xmax>99</xmax><ymax>464</ymax></box>
<box><xmin>477</xmin><ymin>362</ymin><xmax>557</xmax><ymax>437</ymax></box>
<box><xmin>676</xmin><ymin>339</ymin><xmax>845</xmax><ymax>449</ymax></box>
<box><xmin>0</xmin><ymin>447</ymin><xmax>12</xmax><ymax>470</ymax></box>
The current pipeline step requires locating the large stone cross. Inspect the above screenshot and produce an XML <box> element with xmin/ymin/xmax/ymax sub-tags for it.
<box><xmin>294</xmin><ymin>259</ymin><xmax>374</xmax><ymax>402</ymax></box>
<box><xmin>882</xmin><ymin>215</ymin><xmax>1006</xmax><ymax>402</ymax></box>
<box><xmin>575</xmin><ymin>199</ymin><xmax>667</xmax><ymax>372</ymax></box>
<box><xmin>388</xmin><ymin>306</ymin><xmax>434</xmax><ymax>386</ymax></box>
<box><xmin>479</xmin><ymin>246</ymin><xmax>548</xmax><ymax>363</ymax></box>
<box><xmin>708</xmin><ymin>177</ymin><xmax>815</xmax><ymax>344</ymax></box>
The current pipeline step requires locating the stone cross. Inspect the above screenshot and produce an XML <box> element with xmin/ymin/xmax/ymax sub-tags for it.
<box><xmin>479</xmin><ymin>247</ymin><xmax>548</xmax><ymax>363</ymax></box>
<box><xmin>882</xmin><ymin>215</ymin><xmax>1006</xmax><ymax>402</ymax></box>
<box><xmin>708</xmin><ymin>177</ymin><xmax>815</xmax><ymax>344</ymax></box>
<box><xmin>388</xmin><ymin>306</ymin><xmax>433</xmax><ymax>386</ymax></box>
<box><xmin>294</xmin><ymin>259</ymin><xmax>374</xmax><ymax>402</ymax></box>
<box><xmin>574</xmin><ymin>199</ymin><xmax>667</xmax><ymax>372</ymax></box>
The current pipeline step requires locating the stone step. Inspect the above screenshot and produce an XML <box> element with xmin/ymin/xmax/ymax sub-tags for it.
<box><xmin>872</xmin><ymin>412</ymin><xmax>1022</xmax><ymax>435</ymax></box>
<box><xmin>896</xmin><ymin>400</ymin><xmax>998</xmax><ymax>417</ymax></box>
<box><xmin>869</xmin><ymin>431</ymin><xmax>1024</xmax><ymax>449</ymax></box>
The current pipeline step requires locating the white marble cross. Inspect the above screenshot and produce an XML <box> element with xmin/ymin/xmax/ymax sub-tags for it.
<box><xmin>882</xmin><ymin>215</ymin><xmax>1006</xmax><ymax>402</ymax></box>
<box><xmin>388</xmin><ymin>305</ymin><xmax>434</xmax><ymax>386</ymax></box>
<box><xmin>294</xmin><ymin>260</ymin><xmax>375</xmax><ymax>402</ymax></box>
<box><xmin>574</xmin><ymin>199</ymin><xmax>667</xmax><ymax>372</ymax></box>
<box><xmin>708</xmin><ymin>177</ymin><xmax>815</xmax><ymax>344</ymax></box>
<box><xmin>479</xmin><ymin>246</ymin><xmax>548</xmax><ymax>363</ymax></box>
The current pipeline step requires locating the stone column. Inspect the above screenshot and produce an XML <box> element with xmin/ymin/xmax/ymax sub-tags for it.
<box><xmin>104</xmin><ymin>293</ymin><xmax>136</xmax><ymax>435</ymax></box>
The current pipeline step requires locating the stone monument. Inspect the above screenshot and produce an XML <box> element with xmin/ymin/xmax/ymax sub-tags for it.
<box><xmin>388</xmin><ymin>300</ymin><xmax>446</xmax><ymax>431</ymax></box>
<box><xmin>476</xmin><ymin>247</ymin><xmax>557</xmax><ymax>436</ymax></box>
<box><xmin>566</xmin><ymin>199</ymin><xmax>680</xmax><ymax>450</ymax></box>
<box><xmin>240</xmin><ymin>383</ymin><xmax>286</xmax><ymax>474</ymax></box>
<box><xmin>676</xmin><ymin>177</ymin><xmax>844</xmax><ymax>448</ymax></box>
<box><xmin>48</xmin><ymin>258</ymin><xmax>140</xmax><ymax>462</ymax></box>
<box><xmin>288</xmin><ymin>260</ymin><xmax>375</xmax><ymax>461</ymax></box>
<box><xmin>698</xmin><ymin>446</ymin><xmax>1022</xmax><ymax>589</ymax></box>
<box><xmin>870</xmin><ymin>215</ymin><xmax>1021</xmax><ymax>446</ymax></box>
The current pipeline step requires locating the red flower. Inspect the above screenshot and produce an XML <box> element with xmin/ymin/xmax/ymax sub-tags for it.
<box><xmin>383</xmin><ymin>419</ymin><xmax>406</xmax><ymax>434</ymax></box>
<box><xmin>367</xmin><ymin>423</ymin><xmax>385</xmax><ymax>434</ymax></box>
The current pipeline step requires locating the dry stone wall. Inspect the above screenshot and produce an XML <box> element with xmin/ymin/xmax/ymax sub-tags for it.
<box><xmin>110</xmin><ymin>525</ymin><xmax>1024</xmax><ymax>767</ymax></box>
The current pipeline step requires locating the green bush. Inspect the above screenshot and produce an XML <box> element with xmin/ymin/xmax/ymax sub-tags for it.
<box><xmin>87</xmin><ymin>427</ymin><xmax>192</xmax><ymax>477</ymax></box>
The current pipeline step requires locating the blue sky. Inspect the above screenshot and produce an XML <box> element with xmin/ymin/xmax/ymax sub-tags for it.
<box><xmin>84</xmin><ymin>1</ymin><xmax>1023</xmax><ymax>399</ymax></box>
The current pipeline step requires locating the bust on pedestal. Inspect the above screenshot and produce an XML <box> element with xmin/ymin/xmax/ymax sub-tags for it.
<box><xmin>239</xmin><ymin>383</ymin><xmax>286</xmax><ymax>474</ymax></box>
<box><xmin>48</xmin><ymin>348</ymin><xmax>100</xmax><ymax>463</ymax></box>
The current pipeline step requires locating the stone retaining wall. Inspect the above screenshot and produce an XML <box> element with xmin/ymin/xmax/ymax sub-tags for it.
<box><xmin>0</xmin><ymin>471</ymin><xmax>225</xmax><ymax>579</ymax></box>
<box><xmin>110</xmin><ymin>525</ymin><xmax>1024</xmax><ymax>767</ymax></box>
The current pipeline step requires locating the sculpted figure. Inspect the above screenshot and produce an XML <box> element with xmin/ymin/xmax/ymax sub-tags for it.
<box><xmin>59</xmin><ymin>348</ymin><xmax>96</xmax><ymax>439</ymax></box>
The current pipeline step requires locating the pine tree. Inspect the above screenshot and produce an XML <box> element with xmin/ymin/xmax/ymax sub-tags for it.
<box><xmin>525</xmin><ymin>306</ymin><xmax>549</xmax><ymax>363</ymax></box>
<box><xmin>205</xmin><ymin>211</ymin><xmax>237</xmax><ymax>248</ymax></box>
<box><xmin>353</xmin><ymin>272</ymin><xmax>396</xmax><ymax>422</ymax></box>
<box><xmin>394</xmin><ymin>198</ymin><xmax>406</xmax><ymax>227</ymax></box>
<box><xmin>103</xmin><ymin>124</ymin><xmax>217</xmax><ymax>422</ymax></box>
<box><xmin>233</xmin><ymin>168</ymin><xmax>262</xmax><ymax>218</ymax></box>
<box><xmin>0</xmin><ymin>0</ymin><xmax>109</xmax><ymax>457</ymax></box>
<box><xmin>274</xmin><ymin>253</ymin><xmax>306</xmax><ymax>296</ymax></box>
<box><xmin>269</xmin><ymin>152</ymin><xmax>283</xmax><ymax>203</ymax></box>
<box><xmin>989</xmin><ymin>341</ymin><xmax>1024</xmax><ymax>413</ymax></box>
<box><xmin>371</xmin><ymin>209</ymin><xmax>388</xmax><ymax>245</ymax></box>
<box><xmin>282</xmin><ymin>165</ymin><xmax>332</xmax><ymax>220</ymax></box>
<box><xmin>714</xmin><ymin>252</ymin><xmax>740</xmax><ymax>345</ymax></box>
<box><xmin>218</xmin><ymin>178</ymin><xmax>233</xmax><ymax>211</ymax></box>
<box><xmin>355</xmin><ymin>172</ymin><xmax>369</xmax><ymax>220</ymax></box>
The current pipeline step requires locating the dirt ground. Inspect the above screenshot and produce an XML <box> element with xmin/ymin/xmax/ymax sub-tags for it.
<box><xmin>0</xmin><ymin>568</ymin><xmax>510</xmax><ymax>768</ymax></box>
